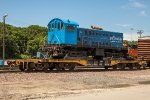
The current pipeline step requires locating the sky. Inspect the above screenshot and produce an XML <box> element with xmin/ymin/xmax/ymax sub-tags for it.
<box><xmin>0</xmin><ymin>0</ymin><xmax>150</xmax><ymax>41</ymax></box>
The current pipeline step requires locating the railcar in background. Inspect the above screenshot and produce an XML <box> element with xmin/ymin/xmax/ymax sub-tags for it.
<box><xmin>138</xmin><ymin>36</ymin><xmax>150</xmax><ymax>66</ymax></box>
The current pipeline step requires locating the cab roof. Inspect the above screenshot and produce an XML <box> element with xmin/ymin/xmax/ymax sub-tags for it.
<box><xmin>48</xmin><ymin>18</ymin><xmax>79</xmax><ymax>26</ymax></box>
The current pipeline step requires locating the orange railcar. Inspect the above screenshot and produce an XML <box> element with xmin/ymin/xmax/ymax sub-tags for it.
<box><xmin>128</xmin><ymin>49</ymin><xmax>138</xmax><ymax>58</ymax></box>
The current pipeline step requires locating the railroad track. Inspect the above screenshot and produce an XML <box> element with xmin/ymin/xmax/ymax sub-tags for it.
<box><xmin>0</xmin><ymin>66</ymin><xmax>149</xmax><ymax>74</ymax></box>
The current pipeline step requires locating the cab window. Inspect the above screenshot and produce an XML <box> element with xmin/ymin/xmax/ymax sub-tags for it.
<box><xmin>58</xmin><ymin>22</ymin><xmax>60</xmax><ymax>30</ymax></box>
<box><xmin>66</xmin><ymin>25</ymin><xmax>75</xmax><ymax>32</ymax></box>
<box><xmin>49</xmin><ymin>24</ymin><xmax>51</xmax><ymax>32</ymax></box>
<box><xmin>55</xmin><ymin>21</ymin><xmax>57</xmax><ymax>28</ymax></box>
<box><xmin>85</xmin><ymin>30</ymin><xmax>88</xmax><ymax>35</ymax></box>
<box><xmin>61</xmin><ymin>22</ymin><xmax>64</xmax><ymax>30</ymax></box>
<box><xmin>52</xmin><ymin>23</ymin><xmax>54</xmax><ymax>31</ymax></box>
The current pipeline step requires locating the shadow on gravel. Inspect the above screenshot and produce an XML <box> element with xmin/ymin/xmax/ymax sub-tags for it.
<box><xmin>0</xmin><ymin>68</ymin><xmax>146</xmax><ymax>74</ymax></box>
<box><xmin>43</xmin><ymin>69</ymin><xmax>143</xmax><ymax>73</ymax></box>
<box><xmin>138</xmin><ymin>81</ymin><xmax>150</xmax><ymax>85</ymax></box>
<box><xmin>109</xmin><ymin>84</ymin><xmax>132</xmax><ymax>88</ymax></box>
<box><xmin>0</xmin><ymin>70</ymin><xmax>21</xmax><ymax>74</ymax></box>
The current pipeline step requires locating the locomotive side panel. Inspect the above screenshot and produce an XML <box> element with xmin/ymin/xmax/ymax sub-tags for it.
<box><xmin>77</xmin><ymin>28</ymin><xmax>123</xmax><ymax>49</ymax></box>
<box><xmin>65</xmin><ymin>24</ymin><xmax>78</xmax><ymax>45</ymax></box>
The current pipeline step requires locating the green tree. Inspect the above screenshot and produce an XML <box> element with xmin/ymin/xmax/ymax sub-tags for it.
<box><xmin>0</xmin><ymin>22</ymin><xmax>47</xmax><ymax>59</ymax></box>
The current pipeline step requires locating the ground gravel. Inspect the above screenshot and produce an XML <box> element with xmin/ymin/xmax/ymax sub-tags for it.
<box><xmin>1</xmin><ymin>68</ymin><xmax>150</xmax><ymax>99</ymax></box>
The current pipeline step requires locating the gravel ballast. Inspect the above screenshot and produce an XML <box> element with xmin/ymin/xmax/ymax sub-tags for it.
<box><xmin>1</xmin><ymin>69</ymin><xmax>150</xmax><ymax>99</ymax></box>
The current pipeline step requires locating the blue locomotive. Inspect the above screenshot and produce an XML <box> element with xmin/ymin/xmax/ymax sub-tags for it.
<box><xmin>47</xmin><ymin>18</ymin><xmax>127</xmax><ymax>59</ymax></box>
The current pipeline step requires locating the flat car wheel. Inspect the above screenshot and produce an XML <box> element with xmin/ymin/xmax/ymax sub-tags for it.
<box><xmin>119</xmin><ymin>64</ymin><xmax>126</xmax><ymax>70</ymax></box>
<box><xmin>128</xmin><ymin>64</ymin><xmax>133</xmax><ymax>70</ymax></box>
<box><xmin>55</xmin><ymin>63</ymin><xmax>63</xmax><ymax>71</ymax></box>
<box><xmin>68</xmin><ymin>64</ymin><xmax>75</xmax><ymax>71</ymax></box>
<box><xmin>112</xmin><ymin>65</ymin><xmax>117</xmax><ymax>70</ymax></box>
<box><xmin>43</xmin><ymin>63</ymin><xmax>49</xmax><ymax>71</ymax></box>
<box><xmin>135</xmin><ymin>64</ymin><xmax>141</xmax><ymax>69</ymax></box>
<box><xmin>104</xmin><ymin>66</ymin><xmax>109</xmax><ymax>70</ymax></box>
<box><xmin>49</xmin><ymin>63</ymin><xmax>54</xmax><ymax>71</ymax></box>
<box><xmin>28</xmin><ymin>63</ymin><xmax>35</xmax><ymax>71</ymax></box>
<box><xmin>19</xmin><ymin>65</ymin><xmax>25</xmax><ymax>71</ymax></box>
<box><xmin>34</xmin><ymin>63</ymin><xmax>45</xmax><ymax>71</ymax></box>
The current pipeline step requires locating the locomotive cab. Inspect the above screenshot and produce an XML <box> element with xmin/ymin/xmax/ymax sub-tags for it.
<box><xmin>48</xmin><ymin>18</ymin><xmax>79</xmax><ymax>45</ymax></box>
<box><xmin>47</xmin><ymin>18</ymin><xmax>79</xmax><ymax>58</ymax></box>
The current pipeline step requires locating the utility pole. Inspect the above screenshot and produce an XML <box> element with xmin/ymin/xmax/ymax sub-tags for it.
<box><xmin>3</xmin><ymin>14</ymin><xmax>8</xmax><ymax>62</ymax></box>
<box><xmin>137</xmin><ymin>30</ymin><xmax>144</xmax><ymax>38</ymax></box>
<box><xmin>130</xmin><ymin>28</ymin><xmax>134</xmax><ymax>41</ymax></box>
